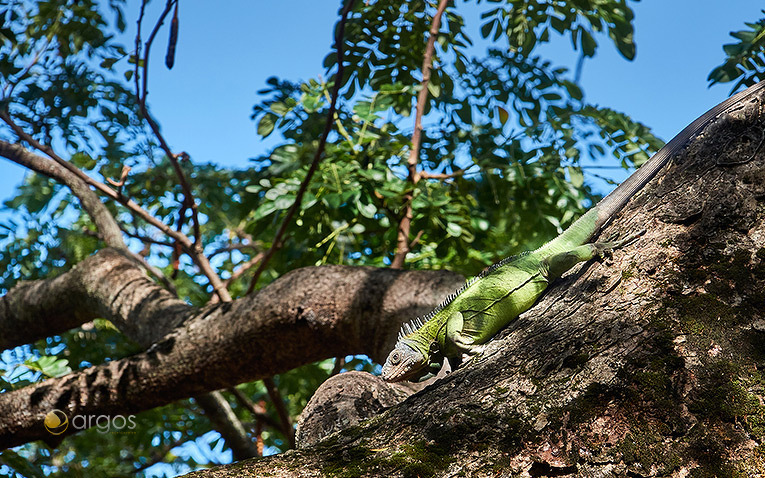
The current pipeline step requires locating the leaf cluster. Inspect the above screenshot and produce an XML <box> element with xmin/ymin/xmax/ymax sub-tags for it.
<box><xmin>708</xmin><ymin>10</ymin><xmax>765</xmax><ymax>92</ymax></box>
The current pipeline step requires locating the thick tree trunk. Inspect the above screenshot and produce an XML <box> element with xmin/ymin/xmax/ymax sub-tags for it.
<box><xmin>181</xmin><ymin>91</ymin><xmax>765</xmax><ymax>476</ymax></box>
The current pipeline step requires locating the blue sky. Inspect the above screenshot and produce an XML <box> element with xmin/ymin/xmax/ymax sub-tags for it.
<box><xmin>1</xmin><ymin>1</ymin><xmax>763</xmax><ymax>206</ymax></box>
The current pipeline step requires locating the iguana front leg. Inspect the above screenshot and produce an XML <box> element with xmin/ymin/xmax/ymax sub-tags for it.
<box><xmin>444</xmin><ymin>310</ymin><xmax>488</xmax><ymax>368</ymax></box>
<box><xmin>544</xmin><ymin>231</ymin><xmax>643</xmax><ymax>280</ymax></box>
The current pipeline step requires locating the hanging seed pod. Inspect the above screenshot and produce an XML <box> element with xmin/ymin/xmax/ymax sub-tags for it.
<box><xmin>165</xmin><ymin>1</ymin><xmax>179</xmax><ymax>69</ymax></box>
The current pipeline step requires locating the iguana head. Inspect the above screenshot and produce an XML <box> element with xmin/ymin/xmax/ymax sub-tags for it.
<box><xmin>381</xmin><ymin>340</ymin><xmax>442</xmax><ymax>382</ymax></box>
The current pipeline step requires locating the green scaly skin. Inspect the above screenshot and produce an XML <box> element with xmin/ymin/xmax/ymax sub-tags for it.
<box><xmin>382</xmin><ymin>80</ymin><xmax>765</xmax><ymax>383</ymax></box>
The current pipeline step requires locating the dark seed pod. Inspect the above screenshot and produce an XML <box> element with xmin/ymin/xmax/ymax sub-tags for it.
<box><xmin>165</xmin><ymin>2</ymin><xmax>179</xmax><ymax>69</ymax></box>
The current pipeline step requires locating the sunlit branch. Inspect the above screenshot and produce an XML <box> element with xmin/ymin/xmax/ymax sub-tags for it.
<box><xmin>419</xmin><ymin>168</ymin><xmax>466</xmax><ymax>180</ymax></box>
<box><xmin>391</xmin><ymin>0</ymin><xmax>449</xmax><ymax>269</ymax></box>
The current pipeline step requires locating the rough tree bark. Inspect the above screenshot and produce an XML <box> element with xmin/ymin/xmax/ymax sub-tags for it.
<box><xmin>179</xmin><ymin>90</ymin><xmax>765</xmax><ymax>476</ymax></box>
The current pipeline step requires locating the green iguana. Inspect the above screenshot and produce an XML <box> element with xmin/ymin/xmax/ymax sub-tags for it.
<box><xmin>382</xmin><ymin>80</ymin><xmax>765</xmax><ymax>383</ymax></box>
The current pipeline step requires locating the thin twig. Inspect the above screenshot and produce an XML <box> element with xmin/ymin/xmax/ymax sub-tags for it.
<box><xmin>131</xmin><ymin>436</ymin><xmax>187</xmax><ymax>473</ymax></box>
<box><xmin>134</xmin><ymin>0</ymin><xmax>147</xmax><ymax>100</ymax></box>
<box><xmin>419</xmin><ymin>168</ymin><xmax>465</xmax><ymax>180</ymax></box>
<box><xmin>126</xmin><ymin>248</ymin><xmax>179</xmax><ymax>295</ymax></box>
<box><xmin>0</xmin><ymin>138</ymin><xmax>126</xmax><ymax>249</ymax></box>
<box><xmin>408</xmin><ymin>229</ymin><xmax>425</xmax><ymax>250</ymax></box>
<box><xmin>263</xmin><ymin>377</ymin><xmax>295</xmax><ymax>448</ymax></box>
<box><xmin>121</xmin><ymin>226</ymin><xmax>174</xmax><ymax>248</ymax></box>
<box><xmin>1</xmin><ymin>111</ymin><xmax>179</xmax><ymax>242</ymax></box>
<box><xmin>208</xmin><ymin>242</ymin><xmax>259</xmax><ymax>259</ymax></box>
<box><xmin>136</xmin><ymin>0</ymin><xmax>202</xmax><ymax>246</ymax></box>
<box><xmin>2</xmin><ymin>37</ymin><xmax>51</xmax><ymax>100</ymax></box>
<box><xmin>245</xmin><ymin>0</ymin><xmax>356</xmax><ymax>294</ymax></box>
<box><xmin>209</xmin><ymin>251</ymin><xmax>265</xmax><ymax>304</ymax></box>
<box><xmin>391</xmin><ymin>0</ymin><xmax>449</xmax><ymax>269</ymax></box>
<box><xmin>228</xmin><ymin>387</ymin><xmax>282</xmax><ymax>431</ymax></box>
<box><xmin>106</xmin><ymin>165</ymin><xmax>131</xmax><ymax>189</ymax></box>
<box><xmin>330</xmin><ymin>356</ymin><xmax>346</xmax><ymax>377</ymax></box>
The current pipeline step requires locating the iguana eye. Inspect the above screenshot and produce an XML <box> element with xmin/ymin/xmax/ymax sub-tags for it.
<box><xmin>390</xmin><ymin>352</ymin><xmax>401</xmax><ymax>365</ymax></box>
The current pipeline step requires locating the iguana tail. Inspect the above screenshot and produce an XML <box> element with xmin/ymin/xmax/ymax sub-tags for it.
<box><xmin>541</xmin><ymin>79</ymin><xmax>765</xmax><ymax>256</ymax></box>
<box><xmin>593</xmin><ymin>79</ymin><xmax>765</xmax><ymax>231</ymax></box>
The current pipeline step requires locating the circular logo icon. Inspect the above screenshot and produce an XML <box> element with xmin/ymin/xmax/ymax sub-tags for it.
<box><xmin>44</xmin><ymin>409</ymin><xmax>68</xmax><ymax>435</ymax></box>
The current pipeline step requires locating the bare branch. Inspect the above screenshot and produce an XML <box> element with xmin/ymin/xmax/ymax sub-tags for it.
<box><xmin>210</xmin><ymin>252</ymin><xmax>265</xmax><ymax>304</ymax></box>
<box><xmin>0</xmin><ymin>119</ymin><xmax>229</xmax><ymax>301</ymax></box>
<box><xmin>0</xmin><ymin>248</ymin><xmax>192</xmax><ymax>350</ymax></box>
<box><xmin>391</xmin><ymin>0</ymin><xmax>449</xmax><ymax>269</ymax></box>
<box><xmin>245</xmin><ymin>0</ymin><xmax>356</xmax><ymax>294</ymax></box>
<box><xmin>263</xmin><ymin>377</ymin><xmax>295</xmax><ymax>448</ymax></box>
<box><xmin>228</xmin><ymin>387</ymin><xmax>282</xmax><ymax>431</ymax></box>
<box><xmin>125</xmin><ymin>248</ymin><xmax>179</xmax><ymax>295</ymax></box>
<box><xmin>131</xmin><ymin>2</ymin><xmax>231</xmax><ymax>302</ymax></box>
<box><xmin>0</xmin><ymin>139</ymin><xmax>125</xmax><ymax>250</ymax></box>
<box><xmin>121</xmin><ymin>226</ymin><xmax>174</xmax><ymax>248</ymax></box>
<box><xmin>208</xmin><ymin>242</ymin><xmax>260</xmax><ymax>259</ymax></box>
<box><xmin>106</xmin><ymin>165</ymin><xmax>132</xmax><ymax>188</ymax></box>
<box><xmin>194</xmin><ymin>392</ymin><xmax>259</xmax><ymax>460</ymax></box>
<box><xmin>136</xmin><ymin>0</ymin><xmax>202</xmax><ymax>246</ymax></box>
<box><xmin>419</xmin><ymin>168</ymin><xmax>465</xmax><ymax>181</ymax></box>
<box><xmin>0</xmin><ymin>114</ymin><xmax>185</xmax><ymax>244</ymax></box>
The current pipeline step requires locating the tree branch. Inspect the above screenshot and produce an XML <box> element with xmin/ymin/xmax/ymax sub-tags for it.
<box><xmin>0</xmin><ymin>129</ymin><xmax>229</xmax><ymax>301</ymax></box>
<box><xmin>263</xmin><ymin>377</ymin><xmax>295</xmax><ymax>448</ymax></box>
<box><xmin>245</xmin><ymin>0</ymin><xmax>356</xmax><ymax>294</ymax></box>
<box><xmin>180</xmin><ymin>80</ymin><xmax>765</xmax><ymax>478</ymax></box>
<box><xmin>0</xmin><ymin>248</ymin><xmax>191</xmax><ymax>350</ymax></box>
<box><xmin>131</xmin><ymin>1</ymin><xmax>233</xmax><ymax>303</ymax></box>
<box><xmin>228</xmin><ymin>387</ymin><xmax>282</xmax><ymax>431</ymax></box>
<box><xmin>0</xmin><ymin>139</ymin><xmax>125</xmax><ymax>250</ymax></box>
<box><xmin>419</xmin><ymin>168</ymin><xmax>465</xmax><ymax>180</ymax></box>
<box><xmin>0</xmin><ymin>116</ymin><xmax>185</xmax><ymax>245</ymax></box>
<box><xmin>391</xmin><ymin>0</ymin><xmax>449</xmax><ymax>269</ymax></box>
<box><xmin>194</xmin><ymin>391</ymin><xmax>259</xmax><ymax>460</ymax></box>
<box><xmin>136</xmin><ymin>0</ymin><xmax>202</xmax><ymax>247</ymax></box>
<box><xmin>0</xmin><ymin>249</ymin><xmax>463</xmax><ymax>448</ymax></box>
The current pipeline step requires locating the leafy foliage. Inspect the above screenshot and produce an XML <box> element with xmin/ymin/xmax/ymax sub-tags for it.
<box><xmin>708</xmin><ymin>10</ymin><xmax>765</xmax><ymax>92</ymax></box>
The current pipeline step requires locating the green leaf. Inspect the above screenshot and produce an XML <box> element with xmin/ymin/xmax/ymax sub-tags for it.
<box><xmin>427</xmin><ymin>81</ymin><xmax>441</xmax><ymax>98</ymax></box>
<box><xmin>100</xmin><ymin>57</ymin><xmax>118</xmax><ymax>69</ymax></box>
<box><xmin>257</xmin><ymin>113</ymin><xmax>277</xmax><ymax>137</ymax></box>
<box><xmin>580</xmin><ymin>29</ymin><xmax>596</xmax><ymax>57</ymax></box>
<box><xmin>357</xmin><ymin>201</ymin><xmax>377</xmax><ymax>219</ymax></box>
<box><xmin>497</xmin><ymin>106</ymin><xmax>509</xmax><ymax>125</ymax></box>
<box><xmin>567</xmin><ymin>166</ymin><xmax>584</xmax><ymax>188</ymax></box>
<box><xmin>274</xmin><ymin>195</ymin><xmax>295</xmax><ymax>210</ymax></box>
<box><xmin>0</xmin><ymin>449</ymin><xmax>46</xmax><ymax>477</ymax></box>
<box><xmin>24</xmin><ymin>356</ymin><xmax>71</xmax><ymax>378</ymax></box>
<box><xmin>71</xmin><ymin>152</ymin><xmax>97</xmax><ymax>169</ymax></box>
<box><xmin>252</xmin><ymin>202</ymin><xmax>277</xmax><ymax>220</ymax></box>
<box><xmin>270</xmin><ymin>101</ymin><xmax>293</xmax><ymax>116</ymax></box>
<box><xmin>446</xmin><ymin>222</ymin><xmax>462</xmax><ymax>237</ymax></box>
